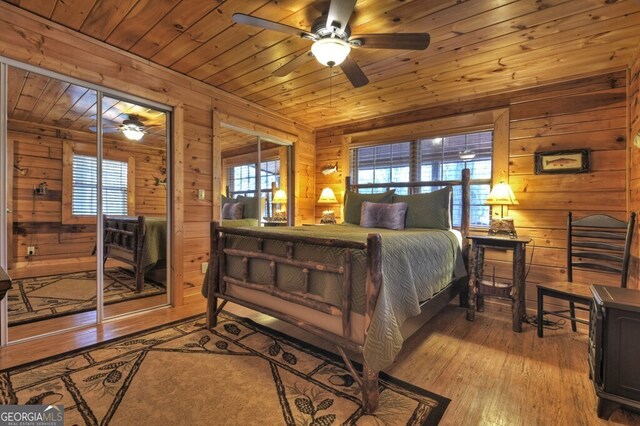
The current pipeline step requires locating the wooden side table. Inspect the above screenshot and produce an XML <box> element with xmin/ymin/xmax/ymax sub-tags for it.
<box><xmin>467</xmin><ymin>235</ymin><xmax>531</xmax><ymax>332</ymax></box>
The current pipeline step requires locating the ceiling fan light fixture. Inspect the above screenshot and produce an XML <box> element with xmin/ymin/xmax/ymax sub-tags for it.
<box><xmin>311</xmin><ymin>38</ymin><xmax>350</xmax><ymax>67</ymax></box>
<box><xmin>121</xmin><ymin>124</ymin><xmax>144</xmax><ymax>141</ymax></box>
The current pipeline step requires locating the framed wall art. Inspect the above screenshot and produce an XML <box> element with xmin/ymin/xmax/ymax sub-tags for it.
<box><xmin>534</xmin><ymin>149</ymin><xmax>590</xmax><ymax>174</ymax></box>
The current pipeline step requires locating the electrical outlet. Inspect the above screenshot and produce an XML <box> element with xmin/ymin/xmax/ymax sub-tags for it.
<box><xmin>201</xmin><ymin>262</ymin><xmax>208</xmax><ymax>274</ymax></box>
<box><xmin>27</xmin><ymin>246</ymin><xmax>36</xmax><ymax>256</ymax></box>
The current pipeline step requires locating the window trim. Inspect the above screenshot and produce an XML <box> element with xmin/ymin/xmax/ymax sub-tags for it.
<box><xmin>62</xmin><ymin>141</ymin><xmax>135</xmax><ymax>225</ymax></box>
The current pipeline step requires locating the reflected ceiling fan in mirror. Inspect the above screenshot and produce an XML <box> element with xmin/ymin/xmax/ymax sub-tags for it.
<box><xmin>232</xmin><ymin>0</ymin><xmax>430</xmax><ymax>88</ymax></box>
<box><xmin>89</xmin><ymin>114</ymin><xmax>158</xmax><ymax>141</ymax></box>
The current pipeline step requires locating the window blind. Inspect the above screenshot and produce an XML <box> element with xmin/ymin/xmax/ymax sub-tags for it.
<box><xmin>72</xmin><ymin>154</ymin><xmax>128</xmax><ymax>216</ymax></box>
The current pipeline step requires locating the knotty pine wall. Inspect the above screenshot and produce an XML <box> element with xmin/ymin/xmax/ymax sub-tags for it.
<box><xmin>10</xmin><ymin>121</ymin><xmax>167</xmax><ymax>266</ymax></box>
<box><xmin>629</xmin><ymin>44</ymin><xmax>640</xmax><ymax>290</ymax></box>
<box><xmin>0</xmin><ymin>4</ymin><xmax>315</xmax><ymax>304</ymax></box>
<box><xmin>316</xmin><ymin>71</ymin><xmax>630</xmax><ymax>306</ymax></box>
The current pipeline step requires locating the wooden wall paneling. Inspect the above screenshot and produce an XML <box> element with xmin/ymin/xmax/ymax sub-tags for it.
<box><xmin>171</xmin><ymin>103</ymin><xmax>184</xmax><ymax>306</ymax></box>
<box><xmin>212</xmin><ymin>109</ymin><xmax>221</xmax><ymax>222</ymax></box>
<box><xmin>628</xmin><ymin>43</ymin><xmax>640</xmax><ymax>289</ymax></box>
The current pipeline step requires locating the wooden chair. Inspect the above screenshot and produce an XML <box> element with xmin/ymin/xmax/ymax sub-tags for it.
<box><xmin>536</xmin><ymin>212</ymin><xmax>635</xmax><ymax>337</ymax></box>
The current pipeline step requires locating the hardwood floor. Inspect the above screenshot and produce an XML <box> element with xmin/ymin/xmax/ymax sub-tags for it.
<box><xmin>1</xmin><ymin>299</ymin><xmax>638</xmax><ymax>425</ymax></box>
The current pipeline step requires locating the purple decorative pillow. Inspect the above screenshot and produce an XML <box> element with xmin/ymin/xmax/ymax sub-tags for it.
<box><xmin>360</xmin><ymin>201</ymin><xmax>408</xmax><ymax>230</ymax></box>
<box><xmin>222</xmin><ymin>202</ymin><xmax>244</xmax><ymax>220</ymax></box>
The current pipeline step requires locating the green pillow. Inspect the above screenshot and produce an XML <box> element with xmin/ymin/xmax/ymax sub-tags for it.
<box><xmin>392</xmin><ymin>187</ymin><xmax>451</xmax><ymax>229</ymax></box>
<box><xmin>343</xmin><ymin>189</ymin><xmax>395</xmax><ymax>225</ymax></box>
<box><xmin>236</xmin><ymin>195</ymin><xmax>260</xmax><ymax>219</ymax></box>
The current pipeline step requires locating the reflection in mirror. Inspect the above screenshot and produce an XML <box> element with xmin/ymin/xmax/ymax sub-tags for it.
<box><xmin>6</xmin><ymin>66</ymin><xmax>98</xmax><ymax>341</ymax></box>
<box><xmin>220</xmin><ymin>127</ymin><xmax>260</xmax><ymax>227</ymax></box>
<box><xmin>220</xmin><ymin>127</ymin><xmax>292</xmax><ymax>227</ymax></box>
<box><xmin>100</xmin><ymin>96</ymin><xmax>168</xmax><ymax>319</ymax></box>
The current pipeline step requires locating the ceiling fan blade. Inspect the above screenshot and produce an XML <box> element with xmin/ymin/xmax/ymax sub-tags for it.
<box><xmin>233</xmin><ymin>13</ymin><xmax>314</xmax><ymax>38</ymax></box>
<box><xmin>350</xmin><ymin>33</ymin><xmax>430</xmax><ymax>50</ymax></box>
<box><xmin>273</xmin><ymin>51</ymin><xmax>313</xmax><ymax>77</ymax></box>
<box><xmin>339</xmin><ymin>55</ymin><xmax>369</xmax><ymax>88</ymax></box>
<box><xmin>326</xmin><ymin>0</ymin><xmax>357</xmax><ymax>35</ymax></box>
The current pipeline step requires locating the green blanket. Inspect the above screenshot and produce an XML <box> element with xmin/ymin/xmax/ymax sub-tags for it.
<box><xmin>203</xmin><ymin>223</ymin><xmax>465</xmax><ymax>371</ymax></box>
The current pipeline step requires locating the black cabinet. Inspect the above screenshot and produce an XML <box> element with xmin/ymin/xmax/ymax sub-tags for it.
<box><xmin>589</xmin><ymin>285</ymin><xmax>640</xmax><ymax>419</ymax></box>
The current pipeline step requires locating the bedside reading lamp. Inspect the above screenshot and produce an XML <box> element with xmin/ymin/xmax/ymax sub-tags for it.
<box><xmin>272</xmin><ymin>189</ymin><xmax>287</xmax><ymax>222</ymax></box>
<box><xmin>485</xmin><ymin>182</ymin><xmax>519</xmax><ymax>238</ymax></box>
<box><xmin>318</xmin><ymin>187</ymin><xmax>338</xmax><ymax>224</ymax></box>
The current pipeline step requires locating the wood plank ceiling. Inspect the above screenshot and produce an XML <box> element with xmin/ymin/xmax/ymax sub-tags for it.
<box><xmin>7</xmin><ymin>67</ymin><xmax>167</xmax><ymax>148</ymax></box>
<box><xmin>4</xmin><ymin>0</ymin><xmax>640</xmax><ymax>129</ymax></box>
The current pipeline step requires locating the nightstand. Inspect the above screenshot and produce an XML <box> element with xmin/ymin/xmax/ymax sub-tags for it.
<box><xmin>467</xmin><ymin>235</ymin><xmax>531</xmax><ymax>332</ymax></box>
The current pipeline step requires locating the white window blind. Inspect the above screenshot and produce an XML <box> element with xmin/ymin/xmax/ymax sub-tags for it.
<box><xmin>72</xmin><ymin>154</ymin><xmax>128</xmax><ymax>216</ymax></box>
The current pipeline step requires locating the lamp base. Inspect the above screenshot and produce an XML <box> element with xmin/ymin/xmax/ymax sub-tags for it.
<box><xmin>488</xmin><ymin>217</ymin><xmax>517</xmax><ymax>239</ymax></box>
<box><xmin>320</xmin><ymin>210</ymin><xmax>336</xmax><ymax>224</ymax></box>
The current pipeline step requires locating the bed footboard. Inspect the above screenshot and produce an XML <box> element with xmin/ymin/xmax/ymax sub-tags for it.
<box><xmin>103</xmin><ymin>216</ymin><xmax>146</xmax><ymax>291</ymax></box>
<box><xmin>205</xmin><ymin>221</ymin><xmax>383</xmax><ymax>412</ymax></box>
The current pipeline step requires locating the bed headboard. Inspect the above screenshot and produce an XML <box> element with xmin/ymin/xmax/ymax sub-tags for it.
<box><xmin>345</xmin><ymin>168</ymin><xmax>471</xmax><ymax>246</ymax></box>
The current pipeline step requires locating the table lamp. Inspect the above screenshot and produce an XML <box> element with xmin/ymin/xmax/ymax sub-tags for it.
<box><xmin>485</xmin><ymin>181</ymin><xmax>519</xmax><ymax>238</ymax></box>
<box><xmin>318</xmin><ymin>187</ymin><xmax>338</xmax><ymax>224</ymax></box>
<box><xmin>272</xmin><ymin>189</ymin><xmax>287</xmax><ymax>221</ymax></box>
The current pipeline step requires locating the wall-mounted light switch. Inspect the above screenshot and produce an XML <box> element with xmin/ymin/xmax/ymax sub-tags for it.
<box><xmin>198</xmin><ymin>189</ymin><xmax>205</xmax><ymax>200</ymax></box>
<box><xmin>201</xmin><ymin>262</ymin><xmax>208</xmax><ymax>274</ymax></box>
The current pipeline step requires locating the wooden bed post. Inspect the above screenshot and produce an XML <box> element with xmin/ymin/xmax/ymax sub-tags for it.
<box><xmin>363</xmin><ymin>233</ymin><xmax>382</xmax><ymax>414</ymax></box>
<box><xmin>206</xmin><ymin>221</ymin><xmax>221</xmax><ymax>329</ymax></box>
<box><xmin>461</xmin><ymin>168</ymin><xmax>471</xmax><ymax>250</ymax></box>
<box><xmin>134</xmin><ymin>215</ymin><xmax>146</xmax><ymax>292</ymax></box>
<box><xmin>459</xmin><ymin>168</ymin><xmax>471</xmax><ymax>307</ymax></box>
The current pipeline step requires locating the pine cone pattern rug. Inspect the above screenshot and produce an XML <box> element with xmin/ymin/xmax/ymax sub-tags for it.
<box><xmin>7</xmin><ymin>268</ymin><xmax>166</xmax><ymax>326</ymax></box>
<box><xmin>0</xmin><ymin>313</ymin><xmax>449</xmax><ymax>425</ymax></box>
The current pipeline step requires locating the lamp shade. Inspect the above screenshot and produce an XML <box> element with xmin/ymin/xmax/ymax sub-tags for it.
<box><xmin>272</xmin><ymin>189</ymin><xmax>287</xmax><ymax>204</ymax></box>
<box><xmin>485</xmin><ymin>182</ymin><xmax>519</xmax><ymax>206</ymax></box>
<box><xmin>318</xmin><ymin>187</ymin><xmax>338</xmax><ymax>204</ymax></box>
<box><xmin>311</xmin><ymin>38</ymin><xmax>351</xmax><ymax>67</ymax></box>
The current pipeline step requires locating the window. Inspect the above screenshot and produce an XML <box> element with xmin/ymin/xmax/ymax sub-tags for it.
<box><xmin>351</xmin><ymin>131</ymin><xmax>493</xmax><ymax>227</ymax></box>
<box><xmin>62</xmin><ymin>141</ymin><xmax>135</xmax><ymax>224</ymax></box>
<box><xmin>72</xmin><ymin>155</ymin><xmax>129</xmax><ymax>216</ymax></box>
<box><xmin>227</xmin><ymin>159</ymin><xmax>281</xmax><ymax>196</ymax></box>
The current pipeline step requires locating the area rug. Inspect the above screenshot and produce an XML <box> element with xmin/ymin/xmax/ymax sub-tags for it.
<box><xmin>7</xmin><ymin>268</ymin><xmax>166</xmax><ymax>326</ymax></box>
<box><xmin>0</xmin><ymin>313</ymin><xmax>450</xmax><ymax>425</ymax></box>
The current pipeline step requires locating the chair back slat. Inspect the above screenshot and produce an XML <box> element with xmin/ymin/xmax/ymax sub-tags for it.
<box><xmin>572</xmin><ymin>252</ymin><xmax>624</xmax><ymax>263</ymax></box>
<box><xmin>571</xmin><ymin>263</ymin><xmax>622</xmax><ymax>275</ymax></box>
<box><xmin>572</xmin><ymin>241</ymin><xmax>624</xmax><ymax>252</ymax></box>
<box><xmin>572</xmin><ymin>230</ymin><xmax>626</xmax><ymax>240</ymax></box>
<box><xmin>567</xmin><ymin>212</ymin><xmax>635</xmax><ymax>288</ymax></box>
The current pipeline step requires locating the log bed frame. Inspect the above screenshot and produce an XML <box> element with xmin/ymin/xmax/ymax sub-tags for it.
<box><xmin>205</xmin><ymin>169</ymin><xmax>471</xmax><ymax>413</ymax></box>
<box><xmin>102</xmin><ymin>215</ymin><xmax>146</xmax><ymax>292</ymax></box>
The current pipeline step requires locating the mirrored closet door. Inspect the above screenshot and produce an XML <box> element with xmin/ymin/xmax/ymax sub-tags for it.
<box><xmin>0</xmin><ymin>62</ymin><xmax>171</xmax><ymax>344</ymax></box>
<box><xmin>219</xmin><ymin>125</ymin><xmax>292</xmax><ymax>226</ymax></box>
<box><xmin>5</xmin><ymin>65</ymin><xmax>99</xmax><ymax>341</ymax></box>
<box><xmin>100</xmin><ymin>96</ymin><xmax>169</xmax><ymax>319</ymax></box>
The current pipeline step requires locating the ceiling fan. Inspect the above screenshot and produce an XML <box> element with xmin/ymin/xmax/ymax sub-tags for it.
<box><xmin>89</xmin><ymin>114</ymin><xmax>158</xmax><ymax>141</ymax></box>
<box><xmin>232</xmin><ymin>0</ymin><xmax>430</xmax><ymax>88</ymax></box>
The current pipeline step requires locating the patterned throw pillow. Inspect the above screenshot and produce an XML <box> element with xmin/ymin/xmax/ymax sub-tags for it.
<box><xmin>360</xmin><ymin>201</ymin><xmax>408</xmax><ymax>230</ymax></box>
<box><xmin>222</xmin><ymin>202</ymin><xmax>244</xmax><ymax>220</ymax></box>
<box><xmin>343</xmin><ymin>189</ymin><xmax>395</xmax><ymax>225</ymax></box>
